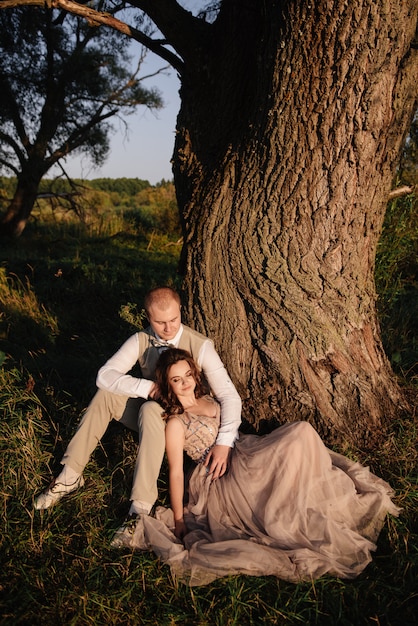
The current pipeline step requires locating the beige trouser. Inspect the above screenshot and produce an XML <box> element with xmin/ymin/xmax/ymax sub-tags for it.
<box><xmin>61</xmin><ymin>389</ymin><xmax>165</xmax><ymax>508</ymax></box>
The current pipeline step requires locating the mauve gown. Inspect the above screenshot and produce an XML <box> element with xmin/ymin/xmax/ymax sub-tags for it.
<box><xmin>124</xmin><ymin>397</ymin><xmax>400</xmax><ymax>586</ymax></box>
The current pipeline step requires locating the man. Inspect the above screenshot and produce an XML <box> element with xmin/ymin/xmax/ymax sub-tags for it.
<box><xmin>34</xmin><ymin>286</ymin><xmax>242</xmax><ymax>546</ymax></box>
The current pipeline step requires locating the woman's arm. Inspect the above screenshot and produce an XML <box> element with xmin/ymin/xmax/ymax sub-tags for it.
<box><xmin>165</xmin><ymin>418</ymin><xmax>188</xmax><ymax>540</ymax></box>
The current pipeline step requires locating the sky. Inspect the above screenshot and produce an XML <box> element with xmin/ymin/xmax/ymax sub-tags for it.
<box><xmin>63</xmin><ymin>54</ymin><xmax>182</xmax><ymax>184</ymax></box>
<box><xmin>61</xmin><ymin>1</ymin><xmax>203</xmax><ymax>185</ymax></box>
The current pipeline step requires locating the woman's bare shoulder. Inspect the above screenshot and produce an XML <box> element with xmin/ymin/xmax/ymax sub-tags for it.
<box><xmin>203</xmin><ymin>394</ymin><xmax>218</xmax><ymax>405</ymax></box>
<box><xmin>199</xmin><ymin>395</ymin><xmax>220</xmax><ymax>417</ymax></box>
<box><xmin>165</xmin><ymin>415</ymin><xmax>185</xmax><ymax>432</ymax></box>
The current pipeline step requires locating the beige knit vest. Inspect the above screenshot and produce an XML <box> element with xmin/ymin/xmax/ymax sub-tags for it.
<box><xmin>137</xmin><ymin>325</ymin><xmax>211</xmax><ymax>381</ymax></box>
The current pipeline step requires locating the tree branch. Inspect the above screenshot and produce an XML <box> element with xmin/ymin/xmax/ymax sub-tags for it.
<box><xmin>0</xmin><ymin>130</ymin><xmax>27</xmax><ymax>167</ymax></box>
<box><xmin>0</xmin><ymin>154</ymin><xmax>19</xmax><ymax>176</ymax></box>
<box><xmin>388</xmin><ymin>185</ymin><xmax>415</xmax><ymax>200</ymax></box>
<box><xmin>0</xmin><ymin>68</ymin><xmax>31</xmax><ymax>150</ymax></box>
<box><xmin>129</xmin><ymin>0</ymin><xmax>212</xmax><ymax>63</ymax></box>
<box><xmin>0</xmin><ymin>0</ymin><xmax>186</xmax><ymax>71</ymax></box>
<box><xmin>46</xmin><ymin>105</ymin><xmax>119</xmax><ymax>166</ymax></box>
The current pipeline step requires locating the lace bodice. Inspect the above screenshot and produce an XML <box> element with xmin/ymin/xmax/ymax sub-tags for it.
<box><xmin>174</xmin><ymin>396</ymin><xmax>220</xmax><ymax>462</ymax></box>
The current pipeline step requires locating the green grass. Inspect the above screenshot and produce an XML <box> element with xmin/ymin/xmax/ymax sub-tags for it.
<box><xmin>0</xmin><ymin>200</ymin><xmax>417</xmax><ymax>625</ymax></box>
<box><xmin>375</xmin><ymin>193</ymin><xmax>418</xmax><ymax>382</ymax></box>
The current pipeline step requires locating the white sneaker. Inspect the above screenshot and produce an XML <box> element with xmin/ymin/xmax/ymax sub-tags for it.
<box><xmin>110</xmin><ymin>514</ymin><xmax>142</xmax><ymax>549</ymax></box>
<box><xmin>34</xmin><ymin>475</ymin><xmax>85</xmax><ymax>510</ymax></box>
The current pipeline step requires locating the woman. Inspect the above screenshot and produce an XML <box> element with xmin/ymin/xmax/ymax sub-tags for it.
<box><xmin>127</xmin><ymin>348</ymin><xmax>400</xmax><ymax>586</ymax></box>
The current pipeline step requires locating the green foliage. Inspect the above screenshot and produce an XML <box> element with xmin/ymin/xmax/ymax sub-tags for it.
<box><xmin>398</xmin><ymin>111</ymin><xmax>418</xmax><ymax>186</ymax></box>
<box><xmin>0</xmin><ymin>6</ymin><xmax>163</xmax><ymax>174</ymax></box>
<box><xmin>0</xmin><ymin>189</ymin><xmax>417</xmax><ymax>624</ymax></box>
<box><xmin>88</xmin><ymin>177</ymin><xmax>151</xmax><ymax>195</ymax></box>
<box><xmin>0</xmin><ymin>179</ymin><xmax>181</xmax><ymax>402</ymax></box>
<box><xmin>375</xmin><ymin>193</ymin><xmax>418</xmax><ymax>381</ymax></box>
<box><xmin>0</xmin><ymin>176</ymin><xmax>180</xmax><ymax>242</ymax></box>
<box><xmin>0</xmin><ymin>175</ymin><xmax>16</xmax><ymax>199</ymax></box>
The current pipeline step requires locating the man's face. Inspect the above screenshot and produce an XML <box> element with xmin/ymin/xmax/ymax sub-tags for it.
<box><xmin>147</xmin><ymin>300</ymin><xmax>182</xmax><ymax>341</ymax></box>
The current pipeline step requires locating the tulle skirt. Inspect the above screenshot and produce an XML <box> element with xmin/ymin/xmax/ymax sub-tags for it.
<box><xmin>127</xmin><ymin>422</ymin><xmax>400</xmax><ymax>586</ymax></box>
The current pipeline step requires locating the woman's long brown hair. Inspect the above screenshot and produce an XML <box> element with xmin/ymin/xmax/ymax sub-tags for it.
<box><xmin>154</xmin><ymin>348</ymin><xmax>206</xmax><ymax>418</ymax></box>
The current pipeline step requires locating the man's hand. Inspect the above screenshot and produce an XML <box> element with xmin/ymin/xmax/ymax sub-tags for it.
<box><xmin>148</xmin><ymin>382</ymin><xmax>160</xmax><ymax>400</ymax></box>
<box><xmin>204</xmin><ymin>445</ymin><xmax>231</xmax><ymax>480</ymax></box>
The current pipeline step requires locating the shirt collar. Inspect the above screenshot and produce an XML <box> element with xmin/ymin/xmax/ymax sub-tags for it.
<box><xmin>154</xmin><ymin>324</ymin><xmax>183</xmax><ymax>347</ymax></box>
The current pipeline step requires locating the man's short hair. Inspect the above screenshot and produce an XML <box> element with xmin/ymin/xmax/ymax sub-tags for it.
<box><xmin>144</xmin><ymin>286</ymin><xmax>181</xmax><ymax>313</ymax></box>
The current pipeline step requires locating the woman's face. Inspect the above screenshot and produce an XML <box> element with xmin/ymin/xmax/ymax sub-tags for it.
<box><xmin>168</xmin><ymin>360</ymin><xmax>196</xmax><ymax>399</ymax></box>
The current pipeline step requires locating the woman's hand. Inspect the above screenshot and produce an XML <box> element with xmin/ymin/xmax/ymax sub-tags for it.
<box><xmin>204</xmin><ymin>444</ymin><xmax>231</xmax><ymax>479</ymax></box>
<box><xmin>174</xmin><ymin>519</ymin><xmax>188</xmax><ymax>541</ymax></box>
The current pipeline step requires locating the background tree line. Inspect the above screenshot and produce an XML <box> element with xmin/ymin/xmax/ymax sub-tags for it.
<box><xmin>0</xmin><ymin>176</ymin><xmax>180</xmax><ymax>235</ymax></box>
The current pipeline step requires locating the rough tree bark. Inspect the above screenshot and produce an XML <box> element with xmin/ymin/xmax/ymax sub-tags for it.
<box><xmin>171</xmin><ymin>0</ymin><xmax>418</xmax><ymax>446</ymax></box>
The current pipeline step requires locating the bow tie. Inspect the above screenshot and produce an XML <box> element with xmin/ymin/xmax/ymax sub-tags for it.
<box><xmin>149</xmin><ymin>337</ymin><xmax>175</xmax><ymax>350</ymax></box>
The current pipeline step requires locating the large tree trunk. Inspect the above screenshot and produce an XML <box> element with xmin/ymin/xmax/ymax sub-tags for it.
<box><xmin>173</xmin><ymin>0</ymin><xmax>418</xmax><ymax>447</ymax></box>
<box><xmin>0</xmin><ymin>160</ymin><xmax>47</xmax><ymax>237</ymax></box>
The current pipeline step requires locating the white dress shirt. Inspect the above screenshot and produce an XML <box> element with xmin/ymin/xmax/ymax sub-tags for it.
<box><xmin>96</xmin><ymin>325</ymin><xmax>241</xmax><ymax>447</ymax></box>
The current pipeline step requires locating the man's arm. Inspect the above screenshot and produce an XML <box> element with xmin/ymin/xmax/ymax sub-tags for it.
<box><xmin>96</xmin><ymin>333</ymin><xmax>154</xmax><ymax>398</ymax></box>
<box><xmin>198</xmin><ymin>341</ymin><xmax>242</xmax><ymax>479</ymax></box>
